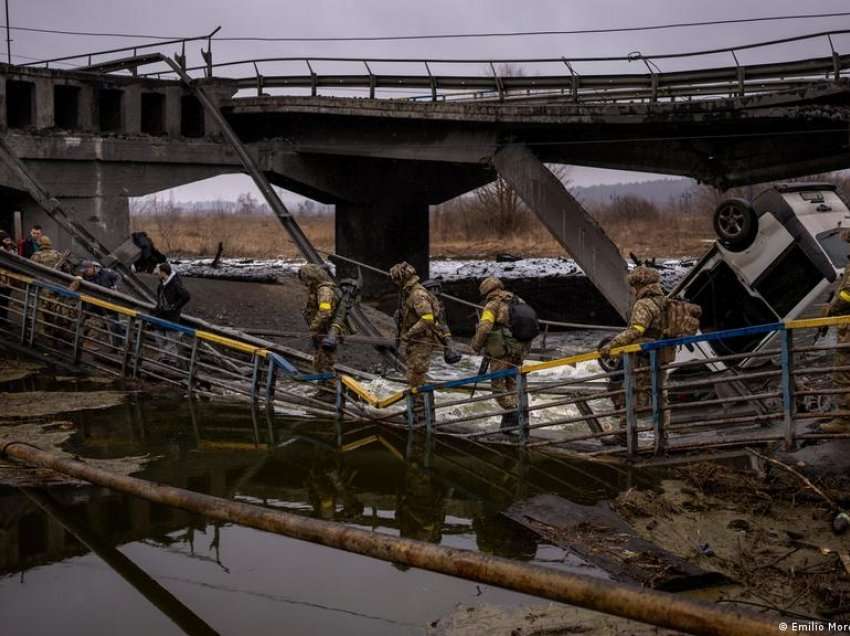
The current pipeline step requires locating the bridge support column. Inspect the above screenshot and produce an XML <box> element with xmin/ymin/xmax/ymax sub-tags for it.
<box><xmin>335</xmin><ymin>200</ymin><xmax>429</xmax><ymax>299</ymax></box>
<box><xmin>66</xmin><ymin>195</ymin><xmax>131</xmax><ymax>251</ymax></box>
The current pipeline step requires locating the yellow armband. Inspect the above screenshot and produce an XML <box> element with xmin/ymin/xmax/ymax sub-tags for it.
<box><xmin>840</xmin><ymin>290</ymin><xmax>850</xmax><ymax>303</ymax></box>
<box><xmin>421</xmin><ymin>313</ymin><xmax>434</xmax><ymax>322</ymax></box>
<box><xmin>319</xmin><ymin>302</ymin><xmax>332</xmax><ymax>311</ymax></box>
<box><xmin>481</xmin><ymin>309</ymin><xmax>495</xmax><ymax>323</ymax></box>
<box><xmin>632</xmin><ymin>324</ymin><xmax>646</xmax><ymax>335</ymax></box>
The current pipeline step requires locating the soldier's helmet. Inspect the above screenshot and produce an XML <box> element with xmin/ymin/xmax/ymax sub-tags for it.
<box><xmin>479</xmin><ymin>276</ymin><xmax>504</xmax><ymax>297</ymax></box>
<box><xmin>627</xmin><ymin>265</ymin><xmax>660</xmax><ymax>288</ymax></box>
<box><xmin>38</xmin><ymin>235</ymin><xmax>53</xmax><ymax>249</ymax></box>
<box><xmin>422</xmin><ymin>278</ymin><xmax>443</xmax><ymax>295</ymax></box>
<box><xmin>298</xmin><ymin>263</ymin><xmax>331</xmax><ymax>286</ymax></box>
<box><xmin>841</xmin><ymin>229</ymin><xmax>850</xmax><ymax>243</ymax></box>
<box><xmin>389</xmin><ymin>261</ymin><xmax>417</xmax><ymax>286</ymax></box>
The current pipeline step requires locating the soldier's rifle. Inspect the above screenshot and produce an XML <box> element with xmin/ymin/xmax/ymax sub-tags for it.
<box><xmin>320</xmin><ymin>272</ymin><xmax>363</xmax><ymax>352</ymax></box>
<box><xmin>51</xmin><ymin>249</ymin><xmax>72</xmax><ymax>273</ymax></box>
<box><xmin>469</xmin><ymin>355</ymin><xmax>490</xmax><ymax>399</ymax></box>
<box><xmin>815</xmin><ymin>291</ymin><xmax>836</xmax><ymax>342</ymax></box>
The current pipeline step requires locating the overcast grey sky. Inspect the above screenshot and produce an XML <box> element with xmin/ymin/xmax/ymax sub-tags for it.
<box><xmin>10</xmin><ymin>0</ymin><xmax>850</xmax><ymax>202</ymax></box>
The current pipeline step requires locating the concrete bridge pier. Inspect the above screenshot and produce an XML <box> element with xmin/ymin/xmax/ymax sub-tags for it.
<box><xmin>62</xmin><ymin>195</ymin><xmax>131</xmax><ymax>251</ymax></box>
<box><xmin>335</xmin><ymin>199</ymin><xmax>429</xmax><ymax>300</ymax></box>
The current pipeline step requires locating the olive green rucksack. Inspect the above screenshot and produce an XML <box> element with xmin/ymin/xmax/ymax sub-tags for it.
<box><xmin>662</xmin><ymin>298</ymin><xmax>702</xmax><ymax>338</ymax></box>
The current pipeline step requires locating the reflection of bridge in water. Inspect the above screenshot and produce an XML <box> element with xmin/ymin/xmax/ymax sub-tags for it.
<box><xmin>0</xmin><ymin>396</ymin><xmax>645</xmax><ymax>578</ymax></box>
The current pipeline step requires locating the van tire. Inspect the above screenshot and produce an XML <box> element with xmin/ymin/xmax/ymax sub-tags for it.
<box><xmin>597</xmin><ymin>336</ymin><xmax>623</xmax><ymax>373</ymax></box>
<box><xmin>713</xmin><ymin>199</ymin><xmax>758</xmax><ymax>251</ymax></box>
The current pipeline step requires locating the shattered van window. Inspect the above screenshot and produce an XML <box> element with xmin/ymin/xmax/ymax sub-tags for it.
<box><xmin>754</xmin><ymin>243</ymin><xmax>823</xmax><ymax>316</ymax></box>
<box><xmin>684</xmin><ymin>261</ymin><xmax>777</xmax><ymax>355</ymax></box>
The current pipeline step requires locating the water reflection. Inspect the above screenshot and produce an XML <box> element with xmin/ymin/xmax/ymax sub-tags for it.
<box><xmin>0</xmin><ymin>395</ymin><xmax>654</xmax><ymax>634</ymax></box>
<box><xmin>3</xmin><ymin>395</ymin><xmax>651</xmax><ymax>568</ymax></box>
<box><xmin>19</xmin><ymin>488</ymin><xmax>218</xmax><ymax>636</ymax></box>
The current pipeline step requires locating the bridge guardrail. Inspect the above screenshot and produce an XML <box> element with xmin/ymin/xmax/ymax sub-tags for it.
<box><xmin>24</xmin><ymin>28</ymin><xmax>850</xmax><ymax>104</ymax></box>
<box><xmin>3</xmin><ymin>260</ymin><xmax>850</xmax><ymax>457</ymax></box>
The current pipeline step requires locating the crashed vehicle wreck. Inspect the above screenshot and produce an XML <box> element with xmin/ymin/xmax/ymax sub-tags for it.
<box><xmin>641</xmin><ymin>182</ymin><xmax>850</xmax><ymax>417</ymax></box>
<box><xmin>675</xmin><ymin>183</ymin><xmax>848</xmax><ymax>360</ymax></box>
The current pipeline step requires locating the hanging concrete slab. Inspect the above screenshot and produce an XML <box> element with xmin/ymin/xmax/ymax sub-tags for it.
<box><xmin>493</xmin><ymin>144</ymin><xmax>630</xmax><ymax>320</ymax></box>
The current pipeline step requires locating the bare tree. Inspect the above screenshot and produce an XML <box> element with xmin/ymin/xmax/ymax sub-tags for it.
<box><xmin>236</xmin><ymin>192</ymin><xmax>259</xmax><ymax>216</ymax></box>
<box><xmin>131</xmin><ymin>193</ymin><xmax>181</xmax><ymax>254</ymax></box>
<box><xmin>473</xmin><ymin>174</ymin><xmax>524</xmax><ymax>235</ymax></box>
<box><xmin>470</xmin><ymin>163</ymin><xmax>571</xmax><ymax>236</ymax></box>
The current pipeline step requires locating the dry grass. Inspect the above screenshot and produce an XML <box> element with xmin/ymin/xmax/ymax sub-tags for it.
<box><xmin>131</xmin><ymin>207</ymin><xmax>712</xmax><ymax>260</ymax></box>
<box><xmin>131</xmin><ymin>211</ymin><xmax>333</xmax><ymax>259</ymax></box>
<box><xmin>131</xmin><ymin>172</ymin><xmax>849</xmax><ymax>260</ymax></box>
<box><xmin>431</xmin><ymin>217</ymin><xmax>712</xmax><ymax>258</ymax></box>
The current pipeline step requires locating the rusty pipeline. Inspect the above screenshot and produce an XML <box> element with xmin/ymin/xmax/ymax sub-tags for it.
<box><xmin>2</xmin><ymin>441</ymin><xmax>779</xmax><ymax>636</ymax></box>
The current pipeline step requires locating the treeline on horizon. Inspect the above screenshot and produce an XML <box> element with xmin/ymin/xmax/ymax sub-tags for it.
<box><xmin>130</xmin><ymin>172</ymin><xmax>850</xmax><ymax>260</ymax></box>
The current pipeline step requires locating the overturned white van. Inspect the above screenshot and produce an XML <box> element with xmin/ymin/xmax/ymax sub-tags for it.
<box><xmin>671</xmin><ymin>182</ymin><xmax>850</xmax><ymax>366</ymax></box>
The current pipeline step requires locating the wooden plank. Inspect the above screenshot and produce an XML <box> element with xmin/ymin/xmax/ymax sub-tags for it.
<box><xmin>503</xmin><ymin>494</ymin><xmax>726</xmax><ymax>591</ymax></box>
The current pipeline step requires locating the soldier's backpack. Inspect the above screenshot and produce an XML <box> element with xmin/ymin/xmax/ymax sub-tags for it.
<box><xmin>508</xmin><ymin>296</ymin><xmax>540</xmax><ymax>342</ymax></box>
<box><xmin>662</xmin><ymin>298</ymin><xmax>702</xmax><ymax>338</ymax></box>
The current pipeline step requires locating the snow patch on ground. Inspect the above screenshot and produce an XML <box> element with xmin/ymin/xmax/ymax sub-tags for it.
<box><xmin>173</xmin><ymin>256</ymin><xmax>695</xmax><ymax>290</ymax></box>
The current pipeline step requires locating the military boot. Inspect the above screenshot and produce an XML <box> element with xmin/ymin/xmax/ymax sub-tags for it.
<box><xmin>500</xmin><ymin>411</ymin><xmax>519</xmax><ymax>434</ymax></box>
<box><xmin>601</xmin><ymin>420</ymin><xmax>628</xmax><ymax>447</ymax></box>
<box><xmin>600</xmin><ymin>433</ymin><xmax>627</xmax><ymax>447</ymax></box>
<box><xmin>819</xmin><ymin>418</ymin><xmax>850</xmax><ymax>434</ymax></box>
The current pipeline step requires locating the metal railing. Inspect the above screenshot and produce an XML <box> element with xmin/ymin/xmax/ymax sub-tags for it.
<box><xmin>0</xmin><ymin>266</ymin><xmax>356</xmax><ymax>419</ymax></box>
<box><xmin>208</xmin><ymin>50</ymin><xmax>850</xmax><ymax>104</ymax></box>
<box><xmin>17</xmin><ymin>28</ymin><xmax>221</xmax><ymax>75</ymax></box>
<box><xmin>3</xmin><ymin>255</ymin><xmax>850</xmax><ymax>458</ymax></box>
<box><xmin>17</xmin><ymin>28</ymin><xmax>850</xmax><ymax>104</ymax></box>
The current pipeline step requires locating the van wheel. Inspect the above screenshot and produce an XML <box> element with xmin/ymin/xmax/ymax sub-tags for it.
<box><xmin>713</xmin><ymin>199</ymin><xmax>757</xmax><ymax>251</ymax></box>
<box><xmin>597</xmin><ymin>336</ymin><xmax>623</xmax><ymax>373</ymax></box>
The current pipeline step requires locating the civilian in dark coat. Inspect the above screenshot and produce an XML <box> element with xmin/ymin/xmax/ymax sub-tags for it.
<box><xmin>154</xmin><ymin>262</ymin><xmax>191</xmax><ymax>323</ymax></box>
<box><xmin>152</xmin><ymin>262</ymin><xmax>191</xmax><ymax>366</ymax></box>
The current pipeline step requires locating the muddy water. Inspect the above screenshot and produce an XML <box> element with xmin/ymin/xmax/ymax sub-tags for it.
<box><xmin>0</xmin><ymin>395</ymin><xmax>653</xmax><ymax>636</ymax></box>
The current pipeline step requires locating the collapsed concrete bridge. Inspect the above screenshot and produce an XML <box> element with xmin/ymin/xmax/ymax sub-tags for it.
<box><xmin>1</xmin><ymin>29</ymin><xmax>849</xmax><ymax>312</ymax></box>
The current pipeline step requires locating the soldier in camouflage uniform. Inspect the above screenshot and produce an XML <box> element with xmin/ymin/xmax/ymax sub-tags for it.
<box><xmin>298</xmin><ymin>263</ymin><xmax>339</xmax><ymax>398</ymax></box>
<box><xmin>0</xmin><ymin>230</ymin><xmax>15</xmax><ymax>324</ymax></box>
<box><xmin>422</xmin><ymin>278</ymin><xmax>459</xmax><ymax>361</ymax></box>
<box><xmin>822</xmin><ymin>230</ymin><xmax>850</xmax><ymax>433</ymax></box>
<box><xmin>470</xmin><ymin>277</ymin><xmax>531</xmax><ymax>431</ymax></box>
<box><xmin>600</xmin><ymin>266</ymin><xmax>672</xmax><ymax>443</ymax></box>
<box><xmin>396</xmin><ymin>460</ymin><xmax>448</xmax><ymax>543</ymax></box>
<box><xmin>29</xmin><ymin>235</ymin><xmax>63</xmax><ymax>269</ymax></box>
<box><xmin>30</xmin><ymin>236</ymin><xmax>72</xmax><ymax>338</ymax></box>
<box><xmin>389</xmin><ymin>262</ymin><xmax>442</xmax><ymax>398</ymax></box>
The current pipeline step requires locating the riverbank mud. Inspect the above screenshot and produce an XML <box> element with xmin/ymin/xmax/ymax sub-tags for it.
<box><xmin>615</xmin><ymin>461</ymin><xmax>850</xmax><ymax>619</ymax></box>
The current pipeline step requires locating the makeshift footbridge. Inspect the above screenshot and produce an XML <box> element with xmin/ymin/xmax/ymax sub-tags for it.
<box><xmin>3</xmin><ymin>249</ymin><xmax>849</xmax><ymax>462</ymax></box>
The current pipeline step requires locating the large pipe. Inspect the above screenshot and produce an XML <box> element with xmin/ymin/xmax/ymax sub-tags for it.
<box><xmin>2</xmin><ymin>441</ymin><xmax>777</xmax><ymax>636</ymax></box>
